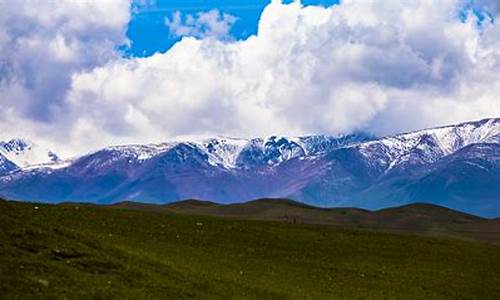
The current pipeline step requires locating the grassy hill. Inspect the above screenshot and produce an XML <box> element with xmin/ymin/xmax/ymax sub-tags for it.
<box><xmin>1</xmin><ymin>198</ymin><xmax>500</xmax><ymax>298</ymax></box>
<box><xmin>117</xmin><ymin>198</ymin><xmax>500</xmax><ymax>243</ymax></box>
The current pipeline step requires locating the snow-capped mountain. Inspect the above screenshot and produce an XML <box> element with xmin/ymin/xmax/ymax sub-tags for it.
<box><xmin>291</xmin><ymin>118</ymin><xmax>500</xmax><ymax>215</ymax></box>
<box><xmin>0</xmin><ymin>118</ymin><xmax>498</xmax><ymax>217</ymax></box>
<box><xmin>66</xmin><ymin>133</ymin><xmax>371</xmax><ymax>171</ymax></box>
<box><xmin>0</xmin><ymin>139</ymin><xmax>59</xmax><ymax>169</ymax></box>
<box><xmin>356</xmin><ymin>118</ymin><xmax>500</xmax><ymax>176</ymax></box>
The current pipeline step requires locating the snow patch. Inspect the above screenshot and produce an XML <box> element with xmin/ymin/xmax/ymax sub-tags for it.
<box><xmin>0</xmin><ymin>139</ymin><xmax>59</xmax><ymax>168</ymax></box>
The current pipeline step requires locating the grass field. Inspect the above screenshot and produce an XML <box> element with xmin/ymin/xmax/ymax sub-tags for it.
<box><xmin>1</xmin><ymin>199</ymin><xmax>500</xmax><ymax>299</ymax></box>
<box><xmin>157</xmin><ymin>199</ymin><xmax>500</xmax><ymax>244</ymax></box>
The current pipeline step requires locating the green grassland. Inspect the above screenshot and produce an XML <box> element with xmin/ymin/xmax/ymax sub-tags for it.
<box><xmin>1</xmin><ymin>199</ymin><xmax>500</xmax><ymax>299</ymax></box>
<box><xmin>156</xmin><ymin>199</ymin><xmax>500</xmax><ymax>244</ymax></box>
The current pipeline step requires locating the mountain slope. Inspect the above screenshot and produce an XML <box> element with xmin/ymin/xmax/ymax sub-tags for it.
<box><xmin>0</xmin><ymin>134</ymin><xmax>368</xmax><ymax>204</ymax></box>
<box><xmin>398</xmin><ymin>143</ymin><xmax>500</xmax><ymax>216</ymax></box>
<box><xmin>292</xmin><ymin>118</ymin><xmax>500</xmax><ymax>216</ymax></box>
<box><xmin>0</xmin><ymin>154</ymin><xmax>17</xmax><ymax>175</ymax></box>
<box><xmin>0</xmin><ymin>118</ymin><xmax>498</xmax><ymax>216</ymax></box>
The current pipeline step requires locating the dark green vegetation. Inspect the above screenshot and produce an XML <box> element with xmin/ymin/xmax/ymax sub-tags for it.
<box><xmin>1</xmin><ymin>199</ymin><xmax>500</xmax><ymax>299</ymax></box>
<box><xmin>119</xmin><ymin>198</ymin><xmax>500</xmax><ymax>244</ymax></box>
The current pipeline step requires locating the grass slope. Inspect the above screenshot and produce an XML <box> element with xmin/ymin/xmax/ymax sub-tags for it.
<box><xmin>1</xmin><ymin>199</ymin><xmax>500</xmax><ymax>299</ymax></box>
<box><xmin>119</xmin><ymin>198</ymin><xmax>500</xmax><ymax>243</ymax></box>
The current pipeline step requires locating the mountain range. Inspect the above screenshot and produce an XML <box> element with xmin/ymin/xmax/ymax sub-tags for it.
<box><xmin>0</xmin><ymin>118</ymin><xmax>499</xmax><ymax>217</ymax></box>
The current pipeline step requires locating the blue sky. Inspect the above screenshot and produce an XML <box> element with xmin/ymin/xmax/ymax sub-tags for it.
<box><xmin>125</xmin><ymin>0</ymin><xmax>339</xmax><ymax>57</ymax></box>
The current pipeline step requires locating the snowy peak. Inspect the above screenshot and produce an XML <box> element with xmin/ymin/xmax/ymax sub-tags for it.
<box><xmin>96</xmin><ymin>143</ymin><xmax>175</xmax><ymax>162</ymax></box>
<box><xmin>234</xmin><ymin>136</ymin><xmax>306</xmax><ymax>167</ymax></box>
<box><xmin>193</xmin><ymin>134</ymin><xmax>370</xmax><ymax>168</ymax></box>
<box><xmin>0</xmin><ymin>139</ymin><xmax>30</xmax><ymax>153</ymax></box>
<box><xmin>358</xmin><ymin>118</ymin><xmax>500</xmax><ymax>173</ymax></box>
<box><xmin>76</xmin><ymin>134</ymin><xmax>370</xmax><ymax>170</ymax></box>
<box><xmin>1</xmin><ymin>118</ymin><xmax>497</xmax><ymax>174</ymax></box>
<box><xmin>399</xmin><ymin>118</ymin><xmax>500</xmax><ymax>155</ymax></box>
<box><xmin>191</xmin><ymin>137</ymin><xmax>248</xmax><ymax>169</ymax></box>
<box><xmin>0</xmin><ymin>138</ymin><xmax>59</xmax><ymax>168</ymax></box>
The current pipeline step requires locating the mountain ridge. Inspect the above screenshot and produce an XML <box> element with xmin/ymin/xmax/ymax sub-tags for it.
<box><xmin>0</xmin><ymin>117</ymin><xmax>498</xmax><ymax>217</ymax></box>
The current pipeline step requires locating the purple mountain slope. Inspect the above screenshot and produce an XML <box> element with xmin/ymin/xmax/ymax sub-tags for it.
<box><xmin>0</xmin><ymin>118</ymin><xmax>499</xmax><ymax>217</ymax></box>
<box><xmin>0</xmin><ymin>154</ymin><xmax>17</xmax><ymax>175</ymax></box>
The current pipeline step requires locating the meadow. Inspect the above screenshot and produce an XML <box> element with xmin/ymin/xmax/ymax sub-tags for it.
<box><xmin>1</xmin><ymin>199</ymin><xmax>500</xmax><ymax>299</ymax></box>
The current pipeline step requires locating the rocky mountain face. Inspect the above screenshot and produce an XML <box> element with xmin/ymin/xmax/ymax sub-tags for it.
<box><xmin>0</xmin><ymin>118</ymin><xmax>498</xmax><ymax>217</ymax></box>
<box><xmin>0</xmin><ymin>154</ymin><xmax>17</xmax><ymax>175</ymax></box>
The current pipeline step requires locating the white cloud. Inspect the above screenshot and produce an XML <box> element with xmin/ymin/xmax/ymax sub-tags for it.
<box><xmin>166</xmin><ymin>9</ymin><xmax>237</xmax><ymax>40</ymax></box>
<box><xmin>1</xmin><ymin>0</ymin><xmax>500</xmax><ymax>157</ymax></box>
<box><xmin>0</xmin><ymin>0</ymin><xmax>130</xmax><ymax>154</ymax></box>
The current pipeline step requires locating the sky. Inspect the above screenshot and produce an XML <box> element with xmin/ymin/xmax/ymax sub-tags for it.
<box><xmin>0</xmin><ymin>0</ymin><xmax>499</xmax><ymax>157</ymax></box>
<box><xmin>125</xmin><ymin>0</ymin><xmax>339</xmax><ymax>57</ymax></box>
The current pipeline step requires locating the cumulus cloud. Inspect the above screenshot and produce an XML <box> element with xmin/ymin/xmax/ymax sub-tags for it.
<box><xmin>0</xmin><ymin>0</ymin><xmax>130</xmax><ymax>153</ymax></box>
<box><xmin>1</xmin><ymin>0</ymin><xmax>500</xmax><ymax>156</ymax></box>
<box><xmin>165</xmin><ymin>9</ymin><xmax>237</xmax><ymax>40</ymax></box>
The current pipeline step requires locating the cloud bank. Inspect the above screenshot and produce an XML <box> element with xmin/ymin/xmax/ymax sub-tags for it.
<box><xmin>0</xmin><ymin>0</ymin><xmax>130</xmax><ymax>154</ymax></box>
<box><xmin>1</xmin><ymin>0</ymin><xmax>499</xmax><ymax>156</ymax></box>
